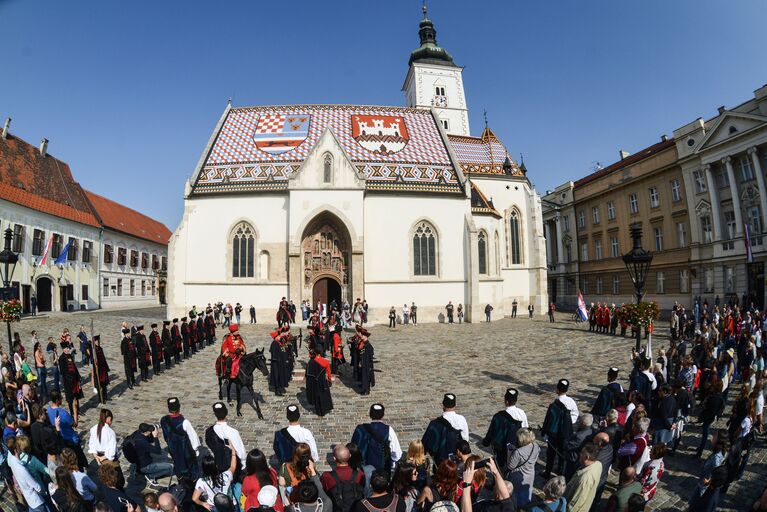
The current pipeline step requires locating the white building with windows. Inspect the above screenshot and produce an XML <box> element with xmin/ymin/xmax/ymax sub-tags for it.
<box><xmin>168</xmin><ymin>8</ymin><xmax>547</xmax><ymax>322</ymax></box>
<box><xmin>0</xmin><ymin>119</ymin><xmax>171</xmax><ymax>312</ymax></box>
<box><xmin>674</xmin><ymin>82</ymin><xmax>767</xmax><ymax>308</ymax></box>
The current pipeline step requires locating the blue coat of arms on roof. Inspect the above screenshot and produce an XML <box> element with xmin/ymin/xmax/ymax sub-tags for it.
<box><xmin>253</xmin><ymin>114</ymin><xmax>311</xmax><ymax>155</ymax></box>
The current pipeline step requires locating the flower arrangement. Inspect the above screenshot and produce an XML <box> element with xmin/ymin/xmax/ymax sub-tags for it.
<box><xmin>0</xmin><ymin>299</ymin><xmax>22</xmax><ymax>322</ymax></box>
<box><xmin>620</xmin><ymin>301</ymin><xmax>660</xmax><ymax>328</ymax></box>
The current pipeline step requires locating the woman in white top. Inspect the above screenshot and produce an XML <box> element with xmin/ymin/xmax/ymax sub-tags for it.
<box><xmin>193</xmin><ymin>440</ymin><xmax>237</xmax><ymax>510</ymax></box>
<box><xmin>88</xmin><ymin>409</ymin><xmax>117</xmax><ymax>463</ymax></box>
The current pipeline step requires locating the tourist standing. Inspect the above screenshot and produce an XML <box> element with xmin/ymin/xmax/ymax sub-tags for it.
<box><xmin>512</xmin><ymin>299</ymin><xmax>518</xmax><ymax>318</ymax></box>
<box><xmin>485</xmin><ymin>304</ymin><xmax>493</xmax><ymax>322</ymax></box>
<box><xmin>446</xmin><ymin>301</ymin><xmax>454</xmax><ymax>324</ymax></box>
<box><xmin>410</xmin><ymin>302</ymin><xmax>418</xmax><ymax>325</ymax></box>
<box><xmin>457</xmin><ymin>303</ymin><xmax>464</xmax><ymax>323</ymax></box>
<box><xmin>388</xmin><ymin>307</ymin><xmax>396</xmax><ymax>328</ymax></box>
<box><xmin>250</xmin><ymin>305</ymin><xmax>257</xmax><ymax>323</ymax></box>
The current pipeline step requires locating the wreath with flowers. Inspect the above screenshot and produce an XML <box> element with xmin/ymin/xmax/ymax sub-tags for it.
<box><xmin>619</xmin><ymin>301</ymin><xmax>660</xmax><ymax>328</ymax></box>
<box><xmin>0</xmin><ymin>299</ymin><xmax>22</xmax><ymax>322</ymax></box>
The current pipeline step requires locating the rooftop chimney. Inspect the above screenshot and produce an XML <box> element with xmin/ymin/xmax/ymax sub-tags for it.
<box><xmin>717</xmin><ymin>106</ymin><xmax>726</xmax><ymax>114</ymax></box>
<box><xmin>619</xmin><ymin>150</ymin><xmax>631</xmax><ymax>160</ymax></box>
<box><xmin>661</xmin><ymin>134</ymin><xmax>669</xmax><ymax>142</ymax></box>
<box><xmin>1</xmin><ymin>117</ymin><xmax>9</xmax><ymax>140</ymax></box>
<box><xmin>39</xmin><ymin>138</ymin><xmax>48</xmax><ymax>156</ymax></box>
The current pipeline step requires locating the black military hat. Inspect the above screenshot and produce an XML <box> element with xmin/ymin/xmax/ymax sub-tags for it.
<box><xmin>93</xmin><ymin>335</ymin><xmax>100</xmax><ymax>341</ymax></box>
<box><xmin>167</xmin><ymin>397</ymin><xmax>180</xmax><ymax>412</ymax></box>
<box><xmin>213</xmin><ymin>401</ymin><xmax>228</xmax><ymax>420</ymax></box>
<box><xmin>286</xmin><ymin>404</ymin><xmax>300</xmax><ymax>422</ymax></box>
<box><xmin>137</xmin><ymin>325</ymin><xmax>144</xmax><ymax>331</ymax></box>
<box><xmin>442</xmin><ymin>393</ymin><xmax>456</xmax><ymax>408</ymax></box>
<box><xmin>505</xmin><ymin>388</ymin><xmax>518</xmax><ymax>403</ymax></box>
<box><xmin>163</xmin><ymin>320</ymin><xmax>170</xmax><ymax>326</ymax></box>
<box><xmin>151</xmin><ymin>323</ymin><xmax>158</xmax><ymax>328</ymax></box>
<box><xmin>172</xmin><ymin>318</ymin><xmax>179</xmax><ymax>323</ymax></box>
<box><xmin>369</xmin><ymin>403</ymin><xmax>385</xmax><ymax>420</ymax></box>
<box><xmin>121</xmin><ymin>328</ymin><xmax>130</xmax><ymax>335</ymax></box>
<box><xmin>557</xmin><ymin>379</ymin><xmax>570</xmax><ymax>392</ymax></box>
<box><xmin>181</xmin><ymin>317</ymin><xmax>187</xmax><ymax>322</ymax></box>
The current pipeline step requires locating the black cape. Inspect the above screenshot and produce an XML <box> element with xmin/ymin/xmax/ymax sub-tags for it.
<box><xmin>305</xmin><ymin>358</ymin><xmax>333</xmax><ymax>416</ymax></box>
<box><xmin>357</xmin><ymin>342</ymin><xmax>375</xmax><ymax>394</ymax></box>
<box><xmin>269</xmin><ymin>340</ymin><xmax>291</xmax><ymax>391</ymax></box>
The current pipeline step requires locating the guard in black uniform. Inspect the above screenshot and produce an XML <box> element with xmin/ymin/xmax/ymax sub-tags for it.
<box><xmin>149</xmin><ymin>323</ymin><xmax>163</xmax><ymax>375</ymax></box>
<box><xmin>134</xmin><ymin>325</ymin><xmax>150</xmax><ymax>381</ymax></box>
<box><xmin>162</xmin><ymin>320</ymin><xmax>173</xmax><ymax>370</ymax></box>
<box><xmin>120</xmin><ymin>327</ymin><xmax>137</xmax><ymax>389</ymax></box>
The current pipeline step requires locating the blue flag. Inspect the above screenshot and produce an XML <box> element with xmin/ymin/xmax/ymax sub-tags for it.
<box><xmin>54</xmin><ymin>239</ymin><xmax>73</xmax><ymax>265</ymax></box>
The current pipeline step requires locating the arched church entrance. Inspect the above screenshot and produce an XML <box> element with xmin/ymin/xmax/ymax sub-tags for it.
<box><xmin>36</xmin><ymin>277</ymin><xmax>53</xmax><ymax>312</ymax></box>
<box><xmin>301</xmin><ymin>213</ymin><xmax>351</xmax><ymax>309</ymax></box>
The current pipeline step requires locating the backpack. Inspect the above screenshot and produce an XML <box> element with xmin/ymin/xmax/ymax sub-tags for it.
<box><xmin>328</xmin><ymin>469</ymin><xmax>364</xmax><ymax>512</ymax></box>
<box><xmin>591</xmin><ymin>385</ymin><xmax>616</xmax><ymax>418</ymax></box>
<box><xmin>427</xmin><ymin>486</ymin><xmax>459</xmax><ymax>512</ymax></box>
<box><xmin>122</xmin><ymin>434</ymin><xmax>139</xmax><ymax>465</ymax></box>
<box><xmin>205</xmin><ymin>425</ymin><xmax>234</xmax><ymax>473</ymax></box>
<box><xmin>362</xmin><ymin>423</ymin><xmax>392</xmax><ymax>471</ymax></box>
<box><xmin>421</xmin><ymin>417</ymin><xmax>462</xmax><ymax>464</ymax></box>
<box><xmin>273</xmin><ymin>428</ymin><xmax>298</xmax><ymax>464</ymax></box>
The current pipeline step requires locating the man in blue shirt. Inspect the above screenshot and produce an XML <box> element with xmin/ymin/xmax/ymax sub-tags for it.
<box><xmin>2</xmin><ymin>413</ymin><xmax>17</xmax><ymax>446</ymax></box>
<box><xmin>48</xmin><ymin>390</ymin><xmax>87</xmax><ymax>470</ymax></box>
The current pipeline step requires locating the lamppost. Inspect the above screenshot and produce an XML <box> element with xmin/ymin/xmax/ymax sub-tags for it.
<box><xmin>0</xmin><ymin>228</ymin><xmax>19</xmax><ymax>352</ymax></box>
<box><xmin>623</xmin><ymin>224</ymin><xmax>653</xmax><ymax>352</ymax></box>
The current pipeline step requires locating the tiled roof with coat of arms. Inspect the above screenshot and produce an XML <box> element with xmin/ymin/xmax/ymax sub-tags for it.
<box><xmin>192</xmin><ymin>104</ymin><xmax>463</xmax><ymax>194</ymax></box>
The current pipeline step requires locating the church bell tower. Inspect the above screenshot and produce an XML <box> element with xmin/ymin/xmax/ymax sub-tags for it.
<box><xmin>402</xmin><ymin>3</ymin><xmax>470</xmax><ymax>136</ymax></box>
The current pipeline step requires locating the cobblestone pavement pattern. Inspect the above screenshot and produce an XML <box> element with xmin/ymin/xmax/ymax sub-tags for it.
<box><xmin>3</xmin><ymin>307</ymin><xmax>763</xmax><ymax>511</ymax></box>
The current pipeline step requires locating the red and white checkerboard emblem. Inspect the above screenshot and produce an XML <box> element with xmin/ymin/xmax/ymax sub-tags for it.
<box><xmin>351</xmin><ymin>115</ymin><xmax>409</xmax><ymax>155</ymax></box>
<box><xmin>253</xmin><ymin>114</ymin><xmax>311</xmax><ymax>155</ymax></box>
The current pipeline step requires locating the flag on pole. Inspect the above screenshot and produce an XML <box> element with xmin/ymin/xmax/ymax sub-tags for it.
<box><xmin>745</xmin><ymin>222</ymin><xmax>754</xmax><ymax>263</ymax></box>
<box><xmin>38</xmin><ymin>235</ymin><xmax>53</xmax><ymax>266</ymax></box>
<box><xmin>577</xmin><ymin>291</ymin><xmax>589</xmax><ymax>321</ymax></box>
<box><xmin>54</xmin><ymin>239</ymin><xmax>73</xmax><ymax>265</ymax></box>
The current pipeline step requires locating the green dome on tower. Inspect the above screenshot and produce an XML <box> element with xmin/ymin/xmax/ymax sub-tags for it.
<box><xmin>408</xmin><ymin>4</ymin><xmax>456</xmax><ymax>67</ymax></box>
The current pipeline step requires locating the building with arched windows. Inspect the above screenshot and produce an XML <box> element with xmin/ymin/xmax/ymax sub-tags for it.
<box><xmin>167</xmin><ymin>7</ymin><xmax>547</xmax><ymax>322</ymax></box>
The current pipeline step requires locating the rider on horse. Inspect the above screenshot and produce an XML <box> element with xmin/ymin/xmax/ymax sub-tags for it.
<box><xmin>221</xmin><ymin>324</ymin><xmax>246</xmax><ymax>376</ymax></box>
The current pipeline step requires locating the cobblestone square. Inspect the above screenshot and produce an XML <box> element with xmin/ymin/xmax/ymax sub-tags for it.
<box><xmin>5</xmin><ymin>308</ymin><xmax>763</xmax><ymax>511</ymax></box>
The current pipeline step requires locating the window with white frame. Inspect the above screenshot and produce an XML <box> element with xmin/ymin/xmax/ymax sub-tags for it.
<box><xmin>748</xmin><ymin>206</ymin><xmax>763</xmax><ymax>245</ymax></box>
<box><xmin>701</xmin><ymin>215</ymin><xmax>713</xmax><ymax>243</ymax></box>
<box><xmin>612</xmin><ymin>275</ymin><xmax>620</xmax><ymax>295</ymax></box>
<box><xmin>679</xmin><ymin>269</ymin><xmax>689</xmax><ymax>293</ymax></box>
<box><xmin>654</xmin><ymin>227</ymin><xmax>663</xmax><ymax>251</ymax></box>
<box><xmin>725</xmin><ymin>266</ymin><xmax>735</xmax><ymax>293</ymax></box>
<box><xmin>676</xmin><ymin>222</ymin><xmax>687</xmax><ymax>248</ymax></box>
<box><xmin>693</xmin><ymin>170</ymin><xmax>707</xmax><ymax>193</ymax></box>
<box><xmin>103</xmin><ymin>278</ymin><xmax>109</xmax><ymax>297</ymax></box>
<box><xmin>581</xmin><ymin>242</ymin><xmax>588</xmax><ymax>262</ymax></box>
<box><xmin>724</xmin><ymin>211</ymin><xmax>736</xmax><ymax>250</ymax></box>
<box><xmin>610</xmin><ymin>236</ymin><xmax>619</xmax><ymax>257</ymax></box>
<box><xmin>704</xmin><ymin>268</ymin><xmax>714</xmax><ymax>293</ymax></box>
<box><xmin>629</xmin><ymin>193</ymin><xmax>639</xmax><ymax>214</ymax></box>
<box><xmin>606</xmin><ymin>201</ymin><xmax>616</xmax><ymax>220</ymax></box>
<box><xmin>740</xmin><ymin>156</ymin><xmax>755</xmax><ymax>181</ymax></box>
<box><xmin>581</xmin><ymin>276</ymin><xmax>589</xmax><ymax>294</ymax></box>
<box><xmin>578</xmin><ymin>210</ymin><xmax>586</xmax><ymax>228</ymax></box>
<box><xmin>594</xmin><ymin>239</ymin><xmax>602</xmax><ymax>260</ymax></box>
<box><xmin>671</xmin><ymin>179</ymin><xmax>681</xmax><ymax>202</ymax></box>
<box><xmin>649</xmin><ymin>187</ymin><xmax>660</xmax><ymax>208</ymax></box>
<box><xmin>232</xmin><ymin>222</ymin><xmax>255</xmax><ymax>278</ymax></box>
<box><xmin>718</xmin><ymin>170</ymin><xmax>729</xmax><ymax>189</ymax></box>
<box><xmin>656</xmin><ymin>271</ymin><xmax>665</xmax><ymax>293</ymax></box>
<box><xmin>596</xmin><ymin>276</ymin><xmax>603</xmax><ymax>294</ymax></box>
<box><xmin>592</xmin><ymin>206</ymin><xmax>600</xmax><ymax>225</ymax></box>
<box><xmin>413</xmin><ymin>221</ymin><xmax>438</xmax><ymax>276</ymax></box>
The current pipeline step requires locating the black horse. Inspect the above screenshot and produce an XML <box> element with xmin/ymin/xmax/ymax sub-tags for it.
<box><xmin>227</xmin><ymin>349</ymin><xmax>269</xmax><ymax>418</ymax></box>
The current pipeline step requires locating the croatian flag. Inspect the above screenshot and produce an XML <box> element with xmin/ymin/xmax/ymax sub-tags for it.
<box><xmin>577</xmin><ymin>291</ymin><xmax>589</xmax><ymax>321</ymax></box>
<box><xmin>38</xmin><ymin>235</ymin><xmax>53</xmax><ymax>265</ymax></box>
<box><xmin>54</xmin><ymin>239</ymin><xmax>73</xmax><ymax>265</ymax></box>
<box><xmin>745</xmin><ymin>222</ymin><xmax>754</xmax><ymax>263</ymax></box>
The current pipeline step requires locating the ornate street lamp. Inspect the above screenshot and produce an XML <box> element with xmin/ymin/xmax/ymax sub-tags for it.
<box><xmin>0</xmin><ymin>228</ymin><xmax>19</xmax><ymax>352</ymax></box>
<box><xmin>623</xmin><ymin>224</ymin><xmax>653</xmax><ymax>351</ymax></box>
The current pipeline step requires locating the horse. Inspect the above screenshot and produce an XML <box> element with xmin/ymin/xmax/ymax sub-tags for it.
<box><xmin>217</xmin><ymin>349</ymin><xmax>269</xmax><ymax>418</ymax></box>
<box><xmin>276</xmin><ymin>306</ymin><xmax>292</xmax><ymax>328</ymax></box>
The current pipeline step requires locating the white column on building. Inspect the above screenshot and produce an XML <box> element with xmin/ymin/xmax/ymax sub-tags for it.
<box><xmin>723</xmin><ymin>156</ymin><xmax>744</xmax><ymax>236</ymax></box>
<box><xmin>543</xmin><ymin>222</ymin><xmax>552</xmax><ymax>266</ymax></box>
<box><xmin>749</xmin><ymin>146</ymin><xmax>767</xmax><ymax>230</ymax></box>
<box><xmin>704</xmin><ymin>164</ymin><xmax>723</xmax><ymax>240</ymax></box>
<box><xmin>555</xmin><ymin>216</ymin><xmax>564</xmax><ymax>266</ymax></box>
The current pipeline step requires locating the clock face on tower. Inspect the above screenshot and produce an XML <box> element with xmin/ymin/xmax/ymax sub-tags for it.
<box><xmin>432</xmin><ymin>95</ymin><xmax>447</xmax><ymax>107</ymax></box>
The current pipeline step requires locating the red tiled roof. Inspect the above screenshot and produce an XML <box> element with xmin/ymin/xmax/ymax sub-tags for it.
<box><xmin>447</xmin><ymin>128</ymin><xmax>524</xmax><ymax>177</ymax></box>
<box><xmin>574</xmin><ymin>138</ymin><xmax>676</xmax><ymax>189</ymax></box>
<box><xmin>0</xmin><ymin>134</ymin><xmax>100</xmax><ymax>227</ymax></box>
<box><xmin>85</xmin><ymin>190</ymin><xmax>171</xmax><ymax>245</ymax></box>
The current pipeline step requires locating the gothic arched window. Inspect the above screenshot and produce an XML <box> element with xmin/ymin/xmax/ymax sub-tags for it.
<box><xmin>413</xmin><ymin>221</ymin><xmax>437</xmax><ymax>276</ymax></box>
<box><xmin>232</xmin><ymin>222</ymin><xmax>255</xmax><ymax>278</ymax></box>
<box><xmin>478</xmin><ymin>231</ymin><xmax>488</xmax><ymax>275</ymax></box>
<box><xmin>323</xmin><ymin>153</ymin><xmax>333</xmax><ymax>183</ymax></box>
<box><xmin>510</xmin><ymin>210</ymin><xmax>522</xmax><ymax>265</ymax></box>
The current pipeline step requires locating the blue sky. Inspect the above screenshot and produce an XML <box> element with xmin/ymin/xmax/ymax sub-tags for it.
<box><xmin>2</xmin><ymin>0</ymin><xmax>765</xmax><ymax>229</ymax></box>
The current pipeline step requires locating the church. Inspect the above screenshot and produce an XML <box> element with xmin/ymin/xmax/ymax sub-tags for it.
<box><xmin>168</xmin><ymin>7</ymin><xmax>548</xmax><ymax>323</ymax></box>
